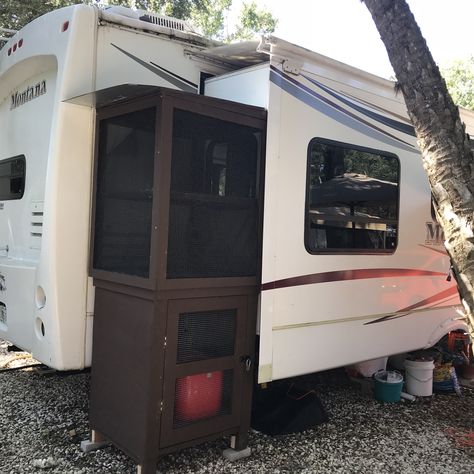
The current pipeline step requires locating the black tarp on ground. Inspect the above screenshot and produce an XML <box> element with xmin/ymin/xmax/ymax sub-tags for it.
<box><xmin>251</xmin><ymin>382</ymin><xmax>328</xmax><ymax>435</ymax></box>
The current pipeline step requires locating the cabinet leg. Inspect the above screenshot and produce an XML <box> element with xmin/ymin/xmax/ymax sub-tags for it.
<box><xmin>80</xmin><ymin>429</ymin><xmax>110</xmax><ymax>453</ymax></box>
<box><xmin>223</xmin><ymin>432</ymin><xmax>251</xmax><ymax>462</ymax></box>
<box><xmin>137</xmin><ymin>459</ymin><xmax>158</xmax><ymax>474</ymax></box>
<box><xmin>91</xmin><ymin>429</ymin><xmax>106</xmax><ymax>444</ymax></box>
<box><xmin>229</xmin><ymin>432</ymin><xmax>248</xmax><ymax>451</ymax></box>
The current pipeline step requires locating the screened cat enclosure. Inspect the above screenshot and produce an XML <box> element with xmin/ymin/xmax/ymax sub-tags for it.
<box><xmin>88</xmin><ymin>86</ymin><xmax>266</xmax><ymax>473</ymax></box>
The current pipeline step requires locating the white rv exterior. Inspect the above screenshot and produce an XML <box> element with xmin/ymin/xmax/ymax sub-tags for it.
<box><xmin>206</xmin><ymin>39</ymin><xmax>474</xmax><ymax>382</ymax></box>
<box><xmin>0</xmin><ymin>5</ymin><xmax>472</xmax><ymax>377</ymax></box>
<box><xmin>0</xmin><ymin>5</ymin><xmax>228</xmax><ymax>369</ymax></box>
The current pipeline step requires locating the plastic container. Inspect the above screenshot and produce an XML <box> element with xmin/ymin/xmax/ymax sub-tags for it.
<box><xmin>374</xmin><ymin>370</ymin><xmax>403</xmax><ymax>402</ymax></box>
<box><xmin>404</xmin><ymin>359</ymin><xmax>434</xmax><ymax>396</ymax></box>
<box><xmin>353</xmin><ymin>357</ymin><xmax>388</xmax><ymax>377</ymax></box>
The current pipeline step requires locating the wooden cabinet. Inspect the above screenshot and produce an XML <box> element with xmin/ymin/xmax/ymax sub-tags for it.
<box><xmin>88</xmin><ymin>87</ymin><xmax>266</xmax><ymax>473</ymax></box>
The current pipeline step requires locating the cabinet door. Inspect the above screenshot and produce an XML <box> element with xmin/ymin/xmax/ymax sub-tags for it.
<box><xmin>160</xmin><ymin>295</ymin><xmax>252</xmax><ymax>448</ymax></box>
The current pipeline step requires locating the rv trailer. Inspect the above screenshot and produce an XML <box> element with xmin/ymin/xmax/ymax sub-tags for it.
<box><xmin>0</xmin><ymin>1</ymin><xmax>472</xmax><ymax>379</ymax></box>
<box><xmin>1</xmin><ymin>3</ymin><xmax>474</xmax><ymax>468</ymax></box>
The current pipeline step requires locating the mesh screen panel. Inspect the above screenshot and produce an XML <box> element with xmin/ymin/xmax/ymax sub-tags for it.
<box><xmin>167</xmin><ymin>109</ymin><xmax>261</xmax><ymax>279</ymax></box>
<box><xmin>93</xmin><ymin>108</ymin><xmax>156</xmax><ymax>277</ymax></box>
<box><xmin>173</xmin><ymin>369</ymin><xmax>233</xmax><ymax>428</ymax></box>
<box><xmin>168</xmin><ymin>198</ymin><xmax>258</xmax><ymax>278</ymax></box>
<box><xmin>177</xmin><ymin>309</ymin><xmax>236</xmax><ymax>364</ymax></box>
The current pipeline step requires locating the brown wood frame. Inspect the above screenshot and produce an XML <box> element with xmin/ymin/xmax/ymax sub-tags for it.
<box><xmin>90</xmin><ymin>88</ymin><xmax>266</xmax><ymax>291</ymax></box>
<box><xmin>90</xmin><ymin>93</ymin><xmax>163</xmax><ymax>290</ymax></box>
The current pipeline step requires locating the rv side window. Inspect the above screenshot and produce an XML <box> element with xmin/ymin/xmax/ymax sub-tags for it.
<box><xmin>306</xmin><ymin>139</ymin><xmax>399</xmax><ymax>253</ymax></box>
<box><xmin>0</xmin><ymin>155</ymin><xmax>26</xmax><ymax>200</ymax></box>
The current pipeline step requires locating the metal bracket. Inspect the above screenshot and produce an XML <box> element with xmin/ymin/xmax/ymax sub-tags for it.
<box><xmin>282</xmin><ymin>60</ymin><xmax>301</xmax><ymax>75</ymax></box>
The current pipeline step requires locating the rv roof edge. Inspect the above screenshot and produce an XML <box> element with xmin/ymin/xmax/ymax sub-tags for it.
<box><xmin>189</xmin><ymin>41</ymin><xmax>267</xmax><ymax>70</ymax></box>
<box><xmin>98</xmin><ymin>6</ymin><xmax>216</xmax><ymax>48</ymax></box>
<box><xmin>261</xmin><ymin>35</ymin><xmax>400</xmax><ymax>101</ymax></box>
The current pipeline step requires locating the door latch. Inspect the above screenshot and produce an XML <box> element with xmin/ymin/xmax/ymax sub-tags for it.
<box><xmin>241</xmin><ymin>355</ymin><xmax>252</xmax><ymax>372</ymax></box>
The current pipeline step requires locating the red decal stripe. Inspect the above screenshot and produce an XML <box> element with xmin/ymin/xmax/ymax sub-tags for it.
<box><xmin>397</xmin><ymin>286</ymin><xmax>459</xmax><ymax>312</ymax></box>
<box><xmin>261</xmin><ymin>268</ymin><xmax>446</xmax><ymax>291</ymax></box>
<box><xmin>365</xmin><ymin>285</ymin><xmax>460</xmax><ymax>325</ymax></box>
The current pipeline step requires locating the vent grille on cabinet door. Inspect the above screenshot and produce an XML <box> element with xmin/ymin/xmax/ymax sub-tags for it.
<box><xmin>29</xmin><ymin>201</ymin><xmax>44</xmax><ymax>249</ymax></box>
<box><xmin>177</xmin><ymin>309</ymin><xmax>236</xmax><ymax>364</ymax></box>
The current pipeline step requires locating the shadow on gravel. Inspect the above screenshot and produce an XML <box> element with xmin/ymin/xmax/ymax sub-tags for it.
<box><xmin>1</xmin><ymin>346</ymin><xmax>473</xmax><ymax>474</ymax></box>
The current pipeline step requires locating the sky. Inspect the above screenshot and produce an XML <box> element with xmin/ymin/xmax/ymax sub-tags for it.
<box><xmin>228</xmin><ymin>0</ymin><xmax>474</xmax><ymax>79</ymax></box>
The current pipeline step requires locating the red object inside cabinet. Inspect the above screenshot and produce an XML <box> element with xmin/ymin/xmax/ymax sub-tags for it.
<box><xmin>175</xmin><ymin>371</ymin><xmax>223</xmax><ymax>422</ymax></box>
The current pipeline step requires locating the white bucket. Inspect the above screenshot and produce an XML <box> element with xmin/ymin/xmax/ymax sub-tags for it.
<box><xmin>404</xmin><ymin>359</ymin><xmax>435</xmax><ymax>396</ymax></box>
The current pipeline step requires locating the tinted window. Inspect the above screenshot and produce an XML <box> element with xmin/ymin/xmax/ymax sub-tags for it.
<box><xmin>306</xmin><ymin>139</ymin><xmax>399</xmax><ymax>253</ymax></box>
<box><xmin>0</xmin><ymin>155</ymin><xmax>25</xmax><ymax>200</ymax></box>
<box><xmin>93</xmin><ymin>108</ymin><xmax>156</xmax><ymax>278</ymax></box>
<box><xmin>167</xmin><ymin>109</ymin><xmax>261</xmax><ymax>279</ymax></box>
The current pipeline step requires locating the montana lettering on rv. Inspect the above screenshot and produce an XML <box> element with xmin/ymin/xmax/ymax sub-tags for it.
<box><xmin>10</xmin><ymin>80</ymin><xmax>47</xmax><ymax>110</ymax></box>
<box><xmin>425</xmin><ymin>221</ymin><xmax>444</xmax><ymax>246</ymax></box>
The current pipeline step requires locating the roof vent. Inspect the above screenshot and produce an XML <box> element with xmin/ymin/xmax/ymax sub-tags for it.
<box><xmin>100</xmin><ymin>4</ymin><xmax>197</xmax><ymax>35</ymax></box>
<box><xmin>138</xmin><ymin>12</ymin><xmax>195</xmax><ymax>33</ymax></box>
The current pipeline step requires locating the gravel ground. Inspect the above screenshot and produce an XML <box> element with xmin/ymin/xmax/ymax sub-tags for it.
<box><xmin>1</xmin><ymin>339</ymin><xmax>473</xmax><ymax>474</ymax></box>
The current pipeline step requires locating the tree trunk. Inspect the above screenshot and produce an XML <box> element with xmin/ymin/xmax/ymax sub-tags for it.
<box><xmin>363</xmin><ymin>0</ymin><xmax>474</xmax><ymax>338</ymax></box>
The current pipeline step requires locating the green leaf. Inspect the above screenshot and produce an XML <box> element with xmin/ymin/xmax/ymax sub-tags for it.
<box><xmin>442</xmin><ymin>57</ymin><xmax>474</xmax><ymax>111</ymax></box>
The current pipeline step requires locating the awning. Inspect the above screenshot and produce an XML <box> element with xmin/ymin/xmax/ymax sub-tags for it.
<box><xmin>64</xmin><ymin>84</ymin><xmax>161</xmax><ymax>108</ymax></box>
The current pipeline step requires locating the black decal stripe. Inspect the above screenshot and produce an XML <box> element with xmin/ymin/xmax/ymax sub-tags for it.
<box><xmin>149</xmin><ymin>61</ymin><xmax>198</xmax><ymax>89</ymax></box>
<box><xmin>111</xmin><ymin>44</ymin><xmax>197</xmax><ymax>93</ymax></box>
<box><xmin>270</xmin><ymin>66</ymin><xmax>416</xmax><ymax>152</ymax></box>
<box><xmin>302</xmin><ymin>73</ymin><xmax>416</xmax><ymax>137</ymax></box>
<box><xmin>339</xmin><ymin>90</ymin><xmax>411</xmax><ymax>124</ymax></box>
